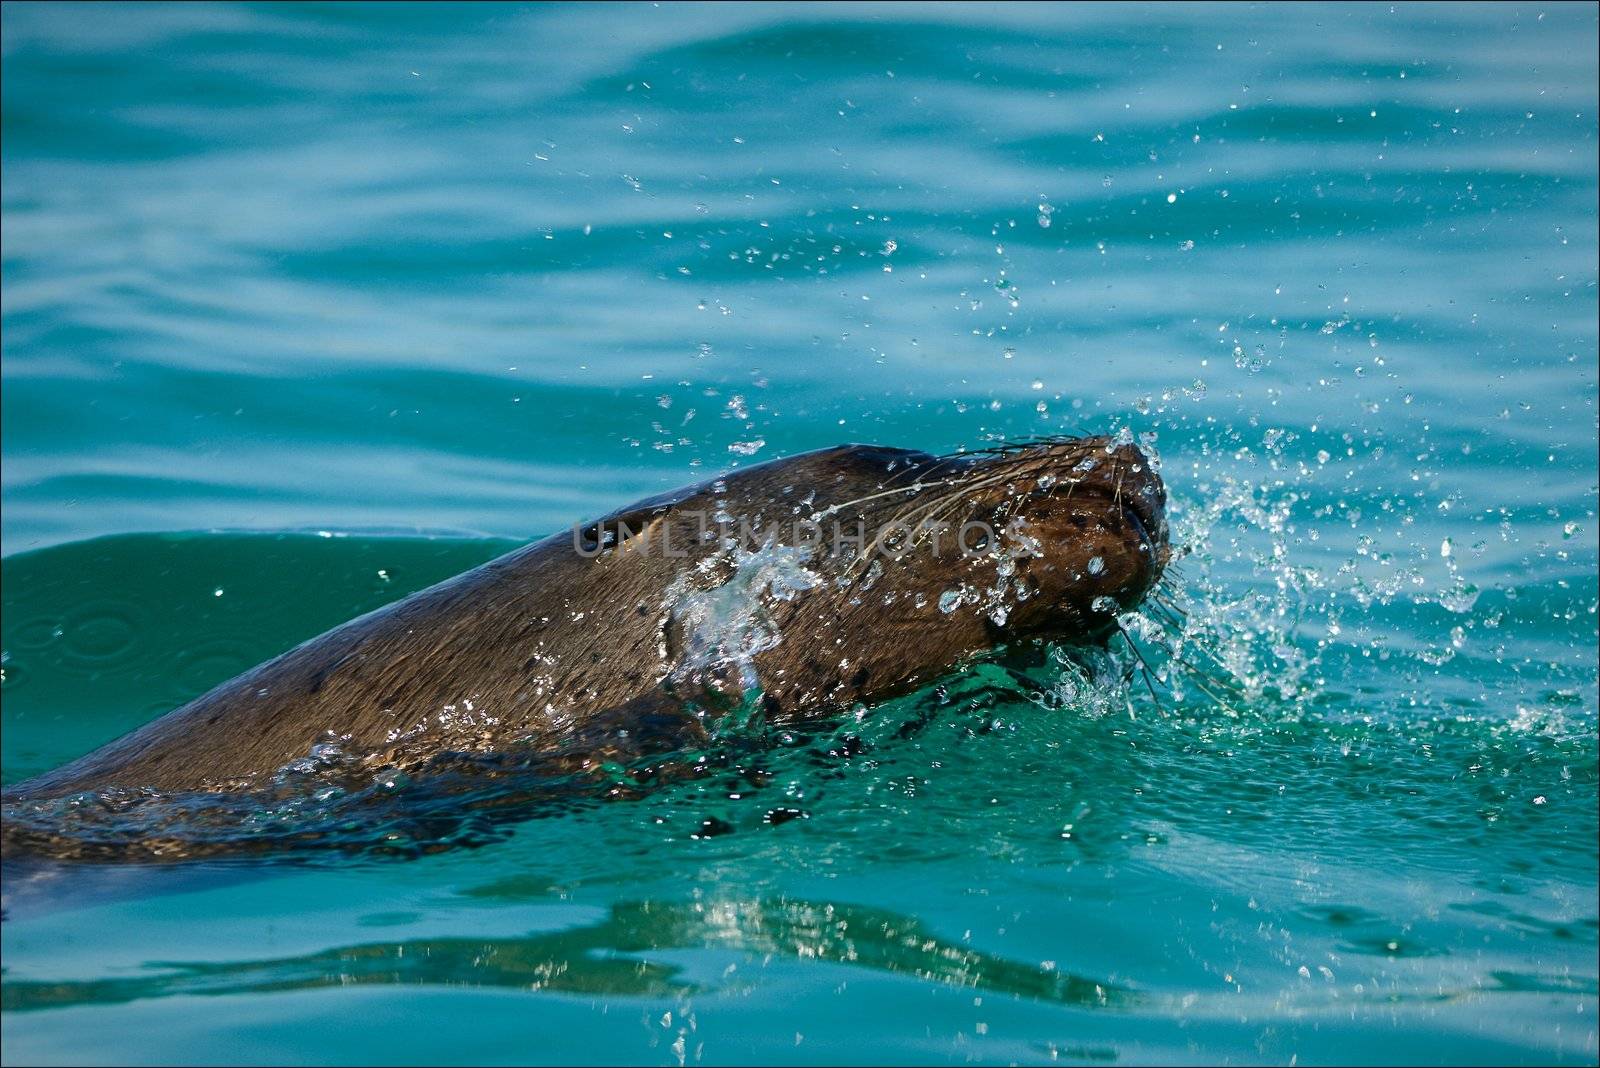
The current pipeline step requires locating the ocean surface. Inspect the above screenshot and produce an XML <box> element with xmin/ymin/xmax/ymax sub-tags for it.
<box><xmin>1</xmin><ymin>3</ymin><xmax>1596</xmax><ymax>1065</ymax></box>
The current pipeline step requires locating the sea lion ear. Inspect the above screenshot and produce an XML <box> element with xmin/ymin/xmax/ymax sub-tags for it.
<box><xmin>576</xmin><ymin>511</ymin><xmax>656</xmax><ymax>556</ymax></box>
<box><xmin>575</xmin><ymin>505</ymin><xmax>671</xmax><ymax>554</ymax></box>
<box><xmin>574</xmin><ymin>479</ymin><xmax>710</xmax><ymax>554</ymax></box>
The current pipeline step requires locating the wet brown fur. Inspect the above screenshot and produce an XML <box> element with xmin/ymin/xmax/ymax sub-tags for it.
<box><xmin>5</xmin><ymin>436</ymin><xmax>1167</xmax><ymax>812</ymax></box>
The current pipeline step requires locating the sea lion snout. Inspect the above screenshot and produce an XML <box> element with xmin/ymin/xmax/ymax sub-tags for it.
<box><xmin>1069</xmin><ymin>436</ymin><xmax>1168</xmax><ymax>564</ymax></box>
<box><xmin>966</xmin><ymin>435</ymin><xmax>1169</xmax><ymax>639</ymax></box>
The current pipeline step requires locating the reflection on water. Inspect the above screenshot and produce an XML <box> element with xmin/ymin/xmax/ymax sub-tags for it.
<box><xmin>1</xmin><ymin>897</ymin><xmax>1128</xmax><ymax>1012</ymax></box>
<box><xmin>0</xmin><ymin>533</ymin><xmax>509</xmax><ymax>784</ymax></box>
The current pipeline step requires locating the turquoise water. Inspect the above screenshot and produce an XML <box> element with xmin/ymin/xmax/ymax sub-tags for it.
<box><xmin>2</xmin><ymin>2</ymin><xmax>1597</xmax><ymax>1064</ymax></box>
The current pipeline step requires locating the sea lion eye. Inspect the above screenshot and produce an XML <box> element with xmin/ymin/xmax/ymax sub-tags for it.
<box><xmin>581</xmin><ymin>507</ymin><xmax>663</xmax><ymax>552</ymax></box>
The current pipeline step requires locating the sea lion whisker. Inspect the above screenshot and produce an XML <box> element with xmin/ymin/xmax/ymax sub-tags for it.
<box><xmin>842</xmin><ymin>470</ymin><xmax>1022</xmax><ymax>576</ymax></box>
<box><xmin>912</xmin><ymin>475</ymin><xmax>1019</xmax><ymax>544</ymax></box>
<box><xmin>1148</xmin><ymin>590</ymin><xmax>1187</xmax><ymax>621</ymax></box>
<box><xmin>885</xmin><ymin>452</ymin><xmax>970</xmax><ymax>488</ymax></box>
<box><xmin>1116</xmin><ymin>622</ymin><xmax>1167</xmax><ymax>712</ymax></box>
<box><xmin>1166</xmin><ymin>630</ymin><xmax>1241</xmax><ymax>682</ymax></box>
<box><xmin>807</xmin><ymin>480</ymin><xmax>952</xmax><ymax>522</ymax></box>
<box><xmin>884</xmin><ymin>471</ymin><xmax>1014</xmax><ymax>539</ymax></box>
<box><xmin>1146</xmin><ymin>603</ymin><xmax>1188</xmax><ymax>636</ymax></box>
<box><xmin>1151</xmin><ymin>583</ymin><xmax>1186</xmax><ymax>606</ymax></box>
<box><xmin>954</xmin><ymin>433</ymin><xmax>1081</xmax><ymax>460</ymax></box>
<box><xmin>840</xmin><ymin>480</ymin><xmax>1000</xmax><ymax>576</ymax></box>
<box><xmin>1173</xmin><ymin>666</ymin><xmax>1238</xmax><ymax>710</ymax></box>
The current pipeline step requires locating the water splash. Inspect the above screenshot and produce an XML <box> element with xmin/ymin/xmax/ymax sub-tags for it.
<box><xmin>666</xmin><ymin>539</ymin><xmax>821</xmax><ymax>690</ymax></box>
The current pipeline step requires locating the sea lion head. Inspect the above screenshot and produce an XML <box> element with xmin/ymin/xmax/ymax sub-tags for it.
<box><xmin>849</xmin><ymin>433</ymin><xmax>1170</xmax><ymax>645</ymax></box>
<box><xmin>581</xmin><ymin>434</ymin><xmax>1170</xmax><ymax>638</ymax></box>
<box><xmin>581</xmin><ymin>434</ymin><xmax>1170</xmax><ymax>711</ymax></box>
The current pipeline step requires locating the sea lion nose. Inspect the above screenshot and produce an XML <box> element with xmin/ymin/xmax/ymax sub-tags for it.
<box><xmin>1070</xmin><ymin>436</ymin><xmax>1162</xmax><ymax>496</ymax></box>
<box><xmin>1115</xmin><ymin>442</ymin><xmax>1165</xmax><ymax>508</ymax></box>
<box><xmin>1075</xmin><ymin>437</ymin><xmax>1167</xmax><ymax>548</ymax></box>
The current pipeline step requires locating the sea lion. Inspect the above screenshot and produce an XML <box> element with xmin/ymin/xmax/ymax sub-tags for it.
<box><xmin>2</xmin><ymin>434</ymin><xmax>1167</xmax><ymax>858</ymax></box>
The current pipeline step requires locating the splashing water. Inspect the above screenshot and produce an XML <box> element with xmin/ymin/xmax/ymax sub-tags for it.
<box><xmin>667</xmin><ymin>539</ymin><xmax>821</xmax><ymax>690</ymax></box>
